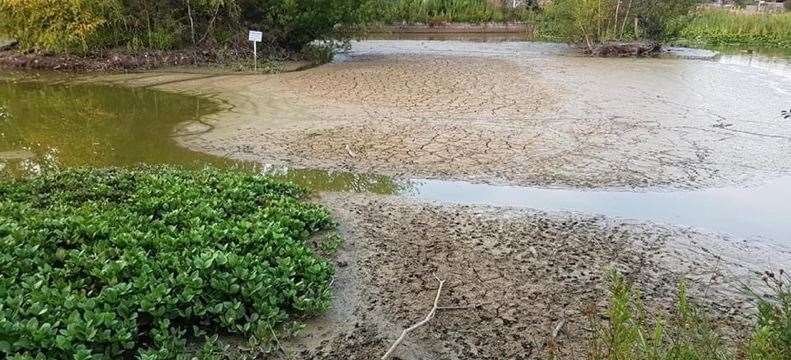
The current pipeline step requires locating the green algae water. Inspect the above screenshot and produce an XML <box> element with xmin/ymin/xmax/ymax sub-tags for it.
<box><xmin>0</xmin><ymin>79</ymin><xmax>236</xmax><ymax>177</ymax></box>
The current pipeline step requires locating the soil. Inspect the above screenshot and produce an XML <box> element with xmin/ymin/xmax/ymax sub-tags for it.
<box><xmin>279</xmin><ymin>193</ymin><xmax>790</xmax><ymax>359</ymax></box>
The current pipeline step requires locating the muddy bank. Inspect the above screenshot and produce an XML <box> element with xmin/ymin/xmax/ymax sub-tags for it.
<box><xmin>281</xmin><ymin>194</ymin><xmax>790</xmax><ymax>359</ymax></box>
<box><xmin>0</xmin><ymin>49</ymin><xmax>227</xmax><ymax>72</ymax></box>
<box><xmin>0</xmin><ymin>47</ymin><xmax>313</xmax><ymax>72</ymax></box>
<box><xmin>83</xmin><ymin>40</ymin><xmax>791</xmax><ymax>190</ymax></box>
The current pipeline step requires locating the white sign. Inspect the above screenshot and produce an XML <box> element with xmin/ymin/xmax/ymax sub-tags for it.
<box><xmin>248</xmin><ymin>30</ymin><xmax>263</xmax><ymax>42</ymax></box>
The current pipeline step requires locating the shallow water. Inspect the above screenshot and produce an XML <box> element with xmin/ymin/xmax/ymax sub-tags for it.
<box><xmin>0</xmin><ymin>79</ymin><xmax>236</xmax><ymax>177</ymax></box>
<box><xmin>2</xmin><ymin>41</ymin><xmax>790</xmax><ymax>244</ymax></box>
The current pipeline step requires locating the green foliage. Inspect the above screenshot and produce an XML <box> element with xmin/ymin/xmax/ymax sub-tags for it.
<box><xmin>588</xmin><ymin>271</ymin><xmax>729</xmax><ymax>360</ymax></box>
<box><xmin>0</xmin><ymin>167</ymin><xmax>336</xmax><ymax>359</ymax></box>
<box><xmin>370</xmin><ymin>0</ymin><xmax>537</xmax><ymax>24</ymax></box>
<box><xmin>319</xmin><ymin>233</ymin><xmax>345</xmax><ymax>254</ymax></box>
<box><xmin>672</xmin><ymin>10</ymin><xmax>791</xmax><ymax>47</ymax></box>
<box><xmin>0</xmin><ymin>0</ymin><xmax>116</xmax><ymax>54</ymax></box>
<box><xmin>591</xmin><ymin>270</ymin><xmax>791</xmax><ymax>360</ymax></box>
<box><xmin>744</xmin><ymin>271</ymin><xmax>791</xmax><ymax>360</ymax></box>
<box><xmin>0</xmin><ymin>0</ymin><xmax>370</xmax><ymax>53</ymax></box>
<box><xmin>543</xmin><ymin>0</ymin><xmax>696</xmax><ymax>47</ymax></box>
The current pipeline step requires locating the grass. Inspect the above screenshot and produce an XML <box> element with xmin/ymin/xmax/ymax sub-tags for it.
<box><xmin>590</xmin><ymin>270</ymin><xmax>791</xmax><ymax>360</ymax></box>
<box><xmin>0</xmin><ymin>167</ymin><xmax>337</xmax><ymax>359</ymax></box>
<box><xmin>370</xmin><ymin>0</ymin><xmax>538</xmax><ymax>24</ymax></box>
<box><xmin>672</xmin><ymin>9</ymin><xmax>791</xmax><ymax>47</ymax></box>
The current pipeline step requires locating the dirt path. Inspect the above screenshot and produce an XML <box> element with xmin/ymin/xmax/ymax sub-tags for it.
<box><xmin>78</xmin><ymin>40</ymin><xmax>791</xmax><ymax>358</ymax></box>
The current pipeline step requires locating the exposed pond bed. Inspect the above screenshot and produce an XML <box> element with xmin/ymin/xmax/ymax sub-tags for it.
<box><xmin>2</xmin><ymin>40</ymin><xmax>791</xmax><ymax>245</ymax></box>
<box><xmin>2</xmin><ymin>40</ymin><xmax>791</xmax><ymax>358</ymax></box>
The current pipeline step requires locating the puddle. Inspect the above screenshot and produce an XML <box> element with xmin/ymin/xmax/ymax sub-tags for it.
<box><xmin>259</xmin><ymin>165</ymin><xmax>791</xmax><ymax>244</ymax></box>
<box><xmin>403</xmin><ymin>177</ymin><xmax>791</xmax><ymax>244</ymax></box>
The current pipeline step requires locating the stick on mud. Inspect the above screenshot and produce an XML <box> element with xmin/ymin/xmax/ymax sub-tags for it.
<box><xmin>381</xmin><ymin>274</ymin><xmax>446</xmax><ymax>360</ymax></box>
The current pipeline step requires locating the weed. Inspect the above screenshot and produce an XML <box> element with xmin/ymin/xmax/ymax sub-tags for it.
<box><xmin>591</xmin><ymin>270</ymin><xmax>791</xmax><ymax>359</ymax></box>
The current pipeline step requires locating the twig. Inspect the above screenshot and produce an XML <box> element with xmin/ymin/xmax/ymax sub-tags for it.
<box><xmin>436</xmin><ymin>301</ymin><xmax>490</xmax><ymax>311</ymax></box>
<box><xmin>381</xmin><ymin>275</ymin><xmax>446</xmax><ymax>360</ymax></box>
<box><xmin>267</xmin><ymin>322</ymin><xmax>291</xmax><ymax>359</ymax></box>
<box><xmin>551</xmin><ymin>319</ymin><xmax>566</xmax><ymax>339</ymax></box>
<box><xmin>345</xmin><ymin>144</ymin><xmax>357</xmax><ymax>158</ymax></box>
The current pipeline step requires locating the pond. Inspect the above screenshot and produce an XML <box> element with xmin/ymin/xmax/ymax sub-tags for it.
<box><xmin>1</xmin><ymin>41</ymin><xmax>790</xmax><ymax>245</ymax></box>
<box><xmin>0</xmin><ymin>79</ymin><xmax>234</xmax><ymax>177</ymax></box>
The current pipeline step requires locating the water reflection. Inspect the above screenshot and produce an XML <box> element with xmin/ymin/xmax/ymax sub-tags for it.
<box><xmin>404</xmin><ymin>177</ymin><xmax>791</xmax><ymax>245</ymax></box>
<box><xmin>261</xmin><ymin>165</ymin><xmax>409</xmax><ymax>194</ymax></box>
<box><xmin>0</xmin><ymin>79</ymin><xmax>236</xmax><ymax>177</ymax></box>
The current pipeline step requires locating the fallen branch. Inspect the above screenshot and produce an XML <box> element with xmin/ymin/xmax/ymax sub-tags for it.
<box><xmin>381</xmin><ymin>275</ymin><xmax>446</xmax><ymax>360</ymax></box>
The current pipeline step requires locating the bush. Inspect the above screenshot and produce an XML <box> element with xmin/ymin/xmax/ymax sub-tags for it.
<box><xmin>0</xmin><ymin>0</ymin><xmax>370</xmax><ymax>54</ymax></box>
<box><xmin>0</xmin><ymin>167</ymin><xmax>336</xmax><ymax>358</ymax></box>
<box><xmin>543</xmin><ymin>0</ymin><xmax>697</xmax><ymax>48</ymax></box>
<box><xmin>0</xmin><ymin>0</ymin><xmax>115</xmax><ymax>54</ymax></box>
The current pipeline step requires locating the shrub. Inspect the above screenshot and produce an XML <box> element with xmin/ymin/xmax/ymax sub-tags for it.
<box><xmin>370</xmin><ymin>0</ymin><xmax>535</xmax><ymax>24</ymax></box>
<box><xmin>0</xmin><ymin>0</ymin><xmax>370</xmax><ymax>54</ymax></box>
<box><xmin>0</xmin><ymin>0</ymin><xmax>115</xmax><ymax>54</ymax></box>
<box><xmin>0</xmin><ymin>167</ymin><xmax>336</xmax><ymax>358</ymax></box>
<box><xmin>588</xmin><ymin>271</ymin><xmax>729</xmax><ymax>360</ymax></box>
<box><xmin>543</xmin><ymin>0</ymin><xmax>697</xmax><ymax>47</ymax></box>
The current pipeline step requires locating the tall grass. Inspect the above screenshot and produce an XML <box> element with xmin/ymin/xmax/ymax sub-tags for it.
<box><xmin>674</xmin><ymin>10</ymin><xmax>791</xmax><ymax>47</ymax></box>
<box><xmin>371</xmin><ymin>0</ymin><xmax>536</xmax><ymax>24</ymax></box>
<box><xmin>590</xmin><ymin>270</ymin><xmax>791</xmax><ymax>360</ymax></box>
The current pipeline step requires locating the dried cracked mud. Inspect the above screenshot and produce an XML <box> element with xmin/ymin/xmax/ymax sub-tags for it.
<box><xmin>90</xmin><ymin>40</ymin><xmax>791</xmax><ymax>189</ymax></box>
<box><xmin>81</xmin><ymin>41</ymin><xmax>791</xmax><ymax>358</ymax></box>
<box><xmin>286</xmin><ymin>194</ymin><xmax>791</xmax><ymax>359</ymax></box>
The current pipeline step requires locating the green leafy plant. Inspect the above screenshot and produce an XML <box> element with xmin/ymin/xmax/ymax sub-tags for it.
<box><xmin>0</xmin><ymin>167</ymin><xmax>337</xmax><ymax>359</ymax></box>
<box><xmin>543</xmin><ymin>0</ymin><xmax>696</xmax><ymax>49</ymax></box>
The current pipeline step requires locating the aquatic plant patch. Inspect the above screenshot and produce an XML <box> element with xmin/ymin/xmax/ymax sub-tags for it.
<box><xmin>0</xmin><ymin>167</ymin><xmax>335</xmax><ymax>359</ymax></box>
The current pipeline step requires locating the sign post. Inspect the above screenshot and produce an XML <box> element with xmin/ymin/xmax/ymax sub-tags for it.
<box><xmin>248</xmin><ymin>30</ymin><xmax>263</xmax><ymax>71</ymax></box>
